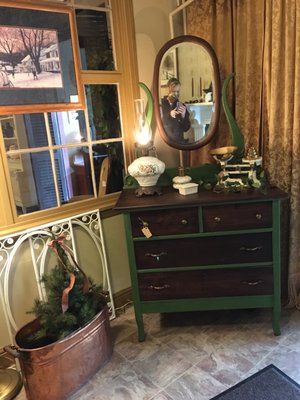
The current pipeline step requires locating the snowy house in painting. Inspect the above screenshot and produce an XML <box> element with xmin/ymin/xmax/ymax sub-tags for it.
<box><xmin>17</xmin><ymin>54</ymin><xmax>32</xmax><ymax>73</ymax></box>
<box><xmin>40</xmin><ymin>44</ymin><xmax>61</xmax><ymax>73</ymax></box>
<box><xmin>17</xmin><ymin>43</ymin><xmax>60</xmax><ymax>74</ymax></box>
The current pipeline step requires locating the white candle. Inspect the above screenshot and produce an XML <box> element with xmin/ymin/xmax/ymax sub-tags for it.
<box><xmin>192</xmin><ymin>78</ymin><xmax>194</xmax><ymax>97</ymax></box>
<box><xmin>199</xmin><ymin>77</ymin><xmax>202</xmax><ymax>97</ymax></box>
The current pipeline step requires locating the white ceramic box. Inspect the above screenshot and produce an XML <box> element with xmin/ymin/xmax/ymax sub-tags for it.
<box><xmin>178</xmin><ymin>182</ymin><xmax>198</xmax><ymax>195</ymax></box>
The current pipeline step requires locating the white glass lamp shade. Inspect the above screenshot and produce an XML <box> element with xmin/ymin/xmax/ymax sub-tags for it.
<box><xmin>128</xmin><ymin>156</ymin><xmax>165</xmax><ymax>188</ymax></box>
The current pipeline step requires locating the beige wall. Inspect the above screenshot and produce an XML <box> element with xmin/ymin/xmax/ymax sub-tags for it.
<box><xmin>133</xmin><ymin>0</ymin><xmax>179</xmax><ymax>168</ymax></box>
<box><xmin>102</xmin><ymin>214</ymin><xmax>131</xmax><ymax>294</ymax></box>
<box><xmin>102</xmin><ymin>1</ymin><xmax>181</xmax><ymax>301</ymax></box>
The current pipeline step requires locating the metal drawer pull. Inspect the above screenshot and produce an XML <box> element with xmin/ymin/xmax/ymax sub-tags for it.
<box><xmin>255</xmin><ymin>213</ymin><xmax>262</xmax><ymax>220</ymax></box>
<box><xmin>145</xmin><ymin>252</ymin><xmax>167</xmax><ymax>261</ymax></box>
<box><xmin>214</xmin><ymin>216</ymin><xmax>221</xmax><ymax>222</ymax></box>
<box><xmin>240</xmin><ymin>246</ymin><xmax>263</xmax><ymax>252</ymax></box>
<box><xmin>147</xmin><ymin>284</ymin><xmax>170</xmax><ymax>291</ymax></box>
<box><xmin>241</xmin><ymin>280</ymin><xmax>264</xmax><ymax>286</ymax></box>
<box><xmin>138</xmin><ymin>217</ymin><xmax>149</xmax><ymax>227</ymax></box>
<box><xmin>181</xmin><ymin>219</ymin><xmax>188</xmax><ymax>225</ymax></box>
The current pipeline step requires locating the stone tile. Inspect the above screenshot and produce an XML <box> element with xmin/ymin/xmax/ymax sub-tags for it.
<box><xmin>150</xmin><ymin>390</ymin><xmax>175</xmax><ymax>400</ymax></box>
<box><xmin>186</xmin><ymin>324</ymin><xmax>244</xmax><ymax>352</ymax></box>
<box><xmin>222</xmin><ymin>328</ymin><xmax>281</xmax><ymax>364</ymax></box>
<box><xmin>251</xmin><ymin>345</ymin><xmax>300</xmax><ymax>384</ymax></box>
<box><xmin>70</xmin><ymin>369</ymin><xmax>160</xmax><ymax>400</ymax></box>
<box><xmin>280</xmin><ymin>329</ymin><xmax>300</xmax><ymax>351</ymax></box>
<box><xmin>195</xmin><ymin>345</ymin><xmax>255</xmax><ymax>382</ymax></box>
<box><xmin>279</xmin><ymin>308</ymin><xmax>300</xmax><ymax>335</ymax></box>
<box><xmin>132</xmin><ymin>345</ymin><xmax>193</xmax><ymax>388</ymax></box>
<box><xmin>111</xmin><ymin>317</ymin><xmax>138</xmax><ymax>344</ymax></box>
<box><xmin>148</xmin><ymin>324</ymin><xmax>194</xmax><ymax>345</ymax></box>
<box><xmin>14</xmin><ymin>306</ymin><xmax>300</xmax><ymax>400</ymax></box>
<box><xmin>165</xmin><ymin>330</ymin><xmax>214</xmax><ymax>365</ymax></box>
<box><xmin>115</xmin><ymin>332</ymin><xmax>165</xmax><ymax>362</ymax></box>
<box><xmin>69</xmin><ymin>351</ymin><xmax>160</xmax><ymax>400</ymax></box>
<box><xmin>164</xmin><ymin>366</ymin><xmax>227</xmax><ymax>400</ymax></box>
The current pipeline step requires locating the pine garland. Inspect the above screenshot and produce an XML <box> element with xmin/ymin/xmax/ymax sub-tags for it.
<box><xmin>25</xmin><ymin>235</ymin><xmax>107</xmax><ymax>347</ymax></box>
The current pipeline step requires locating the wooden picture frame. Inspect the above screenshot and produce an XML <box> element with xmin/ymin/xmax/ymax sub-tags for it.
<box><xmin>0</xmin><ymin>1</ymin><xmax>85</xmax><ymax>114</ymax></box>
<box><xmin>160</xmin><ymin>48</ymin><xmax>178</xmax><ymax>87</ymax></box>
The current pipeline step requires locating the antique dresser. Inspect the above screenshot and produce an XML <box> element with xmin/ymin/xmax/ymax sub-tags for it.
<box><xmin>115</xmin><ymin>185</ymin><xmax>287</xmax><ymax>341</ymax></box>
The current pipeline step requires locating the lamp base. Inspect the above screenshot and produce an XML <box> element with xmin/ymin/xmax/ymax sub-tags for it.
<box><xmin>135</xmin><ymin>185</ymin><xmax>162</xmax><ymax>197</ymax></box>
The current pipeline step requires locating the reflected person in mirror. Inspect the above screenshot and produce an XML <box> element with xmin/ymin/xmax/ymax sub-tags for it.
<box><xmin>161</xmin><ymin>78</ymin><xmax>190</xmax><ymax>144</ymax></box>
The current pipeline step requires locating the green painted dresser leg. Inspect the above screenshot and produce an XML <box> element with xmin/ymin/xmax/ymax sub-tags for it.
<box><xmin>136</xmin><ymin>313</ymin><xmax>145</xmax><ymax>341</ymax></box>
<box><xmin>272</xmin><ymin>308</ymin><xmax>281</xmax><ymax>336</ymax></box>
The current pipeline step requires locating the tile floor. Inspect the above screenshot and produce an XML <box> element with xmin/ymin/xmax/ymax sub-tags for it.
<box><xmin>15</xmin><ymin>305</ymin><xmax>300</xmax><ymax>400</ymax></box>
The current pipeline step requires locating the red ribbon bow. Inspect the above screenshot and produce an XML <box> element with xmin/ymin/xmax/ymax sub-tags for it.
<box><xmin>48</xmin><ymin>235</ymin><xmax>91</xmax><ymax>313</ymax></box>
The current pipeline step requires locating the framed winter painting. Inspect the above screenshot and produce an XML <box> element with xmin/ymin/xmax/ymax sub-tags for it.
<box><xmin>0</xmin><ymin>1</ymin><xmax>84</xmax><ymax>114</ymax></box>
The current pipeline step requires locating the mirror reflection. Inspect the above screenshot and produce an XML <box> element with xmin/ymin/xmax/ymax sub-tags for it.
<box><xmin>153</xmin><ymin>36</ymin><xmax>221</xmax><ymax>151</ymax></box>
<box><xmin>160</xmin><ymin>43</ymin><xmax>214</xmax><ymax>145</ymax></box>
<box><xmin>1</xmin><ymin>110</ymin><xmax>124</xmax><ymax>215</ymax></box>
<box><xmin>161</xmin><ymin>77</ymin><xmax>191</xmax><ymax>144</ymax></box>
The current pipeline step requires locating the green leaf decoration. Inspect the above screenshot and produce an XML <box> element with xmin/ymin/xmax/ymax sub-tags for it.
<box><xmin>138</xmin><ymin>82</ymin><xmax>153</xmax><ymax>127</ymax></box>
<box><xmin>222</xmin><ymin>73</ymin><xmax>245</xmax><ymax>162</ymax></box>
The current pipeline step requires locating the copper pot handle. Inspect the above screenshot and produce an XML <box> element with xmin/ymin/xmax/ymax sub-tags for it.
<box><xmin>4</xmin><ymin>345</ymin><xmax>21</xmax><ymax>358</ymax></box>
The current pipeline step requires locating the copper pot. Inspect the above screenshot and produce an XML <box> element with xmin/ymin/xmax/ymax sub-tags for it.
<box><xmin>5</xmin><ymin>306</ymin><xmax>113</xmax><ymax>400</ymax></box>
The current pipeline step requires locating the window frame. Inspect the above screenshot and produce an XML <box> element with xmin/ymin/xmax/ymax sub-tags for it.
<box><xmin>0</xmin><ymin>0</ymin><xmax>139</xmax><ymax>236</ymax></box>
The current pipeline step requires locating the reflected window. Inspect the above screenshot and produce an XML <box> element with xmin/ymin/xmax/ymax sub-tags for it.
<box><xmin>9</xmin><ymin>151</ymin><xmax>57</xmax><ymax>214</ymax></box>
<box><xmin>50</xmin><ymin>111</ymin><xmax>87</xmax><ymax>145</ymax></box>
<box><xmin>93</xmin><ymin>141</ymin><xmax>124</xmax><ymax>197</ymax></box>
<box><xmin>76</xmin><ymin>8</ymin><xmax>114</xmax><ymax>70</ymax></box>
<box><xmin>2</xmin><ymin>111</ymin><xmax>88</xmax><ymax>149</ymax></box>
<box><xmin>74</xmin><ymin>0</ymin><xmax>109</xmax><ymax>7</ymax></box>
<box><xmin>85</xmin><ymin>84</ymin><xmax>121</xmax><ymax>140</ymax></box>
<box><xmin>1</xmin><ymin>111</ymin><xmax>124</xmax><ymax>215</ymax></box>
<box><xmin>54</xmin><ymin>147</ymin><xmax>94</xmax><ymax>203</ymax></box>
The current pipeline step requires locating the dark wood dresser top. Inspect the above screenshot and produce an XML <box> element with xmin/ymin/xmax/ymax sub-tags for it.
<box><xmin>115</xmin><ymin>186</ymin><xmax>288</xmax><ymax>212</ymax></box>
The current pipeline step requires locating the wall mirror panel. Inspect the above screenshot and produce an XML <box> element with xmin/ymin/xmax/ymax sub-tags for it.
<box><xmin>153</xmin><ymin>35</ymin><xmax>221</xmax><ymax>151</ymax></box>
<box><xmin>1</xmin><ymin>107</ymin><xmax>124</xmax><ymax>215</ymax></box>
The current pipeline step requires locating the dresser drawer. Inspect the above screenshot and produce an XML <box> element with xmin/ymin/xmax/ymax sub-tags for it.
<box><xmin>138</xmin><ymin>267</ymin><xmax>273</xmax><ymax>301</ymax></box>
<box><xmin>135</xmin><ymin>233</ymin><xmax>272</xmax><ymax>269</ymax></box>
<box><xmin>203</xmin><ymin>202</ymin><xmax>272</xmax><ymax>232</ymax></box>
<box><xmin>130</xmin><ymin>207</ymin><xmax>198</xmax><ymax>237</ymax></box>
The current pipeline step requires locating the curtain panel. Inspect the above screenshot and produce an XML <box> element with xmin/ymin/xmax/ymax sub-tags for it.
<box><xmin>186</xmin><ymin>0</ymin><xmax>300</xmax><ymax>307</ymax></box>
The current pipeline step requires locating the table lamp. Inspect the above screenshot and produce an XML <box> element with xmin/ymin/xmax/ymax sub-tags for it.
<box><xmin>128</xmin><ymin>94</ymin><xmax>165</xmax><ymax>197</ymax></box>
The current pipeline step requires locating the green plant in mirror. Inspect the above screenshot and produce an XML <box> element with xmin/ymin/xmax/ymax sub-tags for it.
<box><xmin>87</xmin><ymin>84</ymin><xmax>121</xmax><ymax>139</ymax></box>
<box><xmin>222</xmin><ymin>73</ymin><xmax>245</xmax><ymax>162</ymax></box>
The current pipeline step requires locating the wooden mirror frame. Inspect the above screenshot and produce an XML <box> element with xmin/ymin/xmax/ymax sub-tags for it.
<box><xmin>153</xmin><ymin>35</ymin><xmax>221</xmax><ymax>151</ymax></box>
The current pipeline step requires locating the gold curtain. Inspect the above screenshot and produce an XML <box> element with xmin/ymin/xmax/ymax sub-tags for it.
<box><xmin>186</xmin><ymin>0</ymin><xmax>234</xmax><ymax>164</ymax></box>
<box><xmin>187</xmin><ymin>0</ymin><xmax>300</xmax><ymax>306</ymax></box>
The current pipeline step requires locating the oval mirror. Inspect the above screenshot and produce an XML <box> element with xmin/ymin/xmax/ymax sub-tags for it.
<box><xmin>153</xmin><ymin>35</ymin><xmax>221</xmax><ymax>151</ymax></box>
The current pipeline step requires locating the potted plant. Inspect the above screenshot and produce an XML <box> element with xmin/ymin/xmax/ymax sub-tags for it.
<box><xmin>5</xmin><ymin>234</ymin><xmax>113</xmax><ymax>400</ymax></box>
